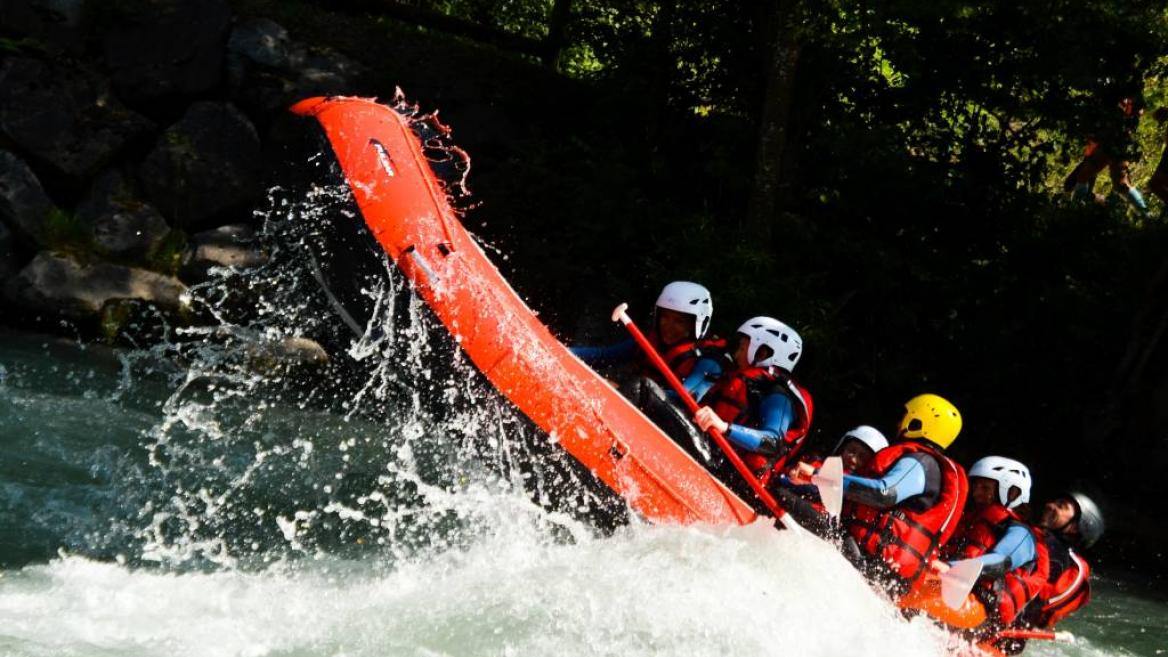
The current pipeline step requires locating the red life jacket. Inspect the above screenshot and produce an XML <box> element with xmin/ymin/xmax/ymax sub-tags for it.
<box><xmin>843</xmin><ymin>442</ymin><xmax>968</xmax><ymax>588</ymax></box>
<box><xmin>1034</xmin><ymin>538</ymin><xmax>1091</xmax><ymax>628</ymax></box>
<box><xmin>642</xmin><ymin>332</ymin><xmax>728</xmax><ymax>382</ymax></box>
<box><xmin>946</xmin><ymin>505</ymin><xmax>1051</xmax><ymax>626</ymax></box>
<box><xmin>703</xmin><ymin>366</ymin><xmax>813</xmax><ymax>484</ymax></box>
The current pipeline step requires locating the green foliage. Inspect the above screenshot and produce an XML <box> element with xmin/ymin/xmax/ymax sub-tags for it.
<box><xmin>147</xmin><ymin>230</ymin><xmax>188</xmax><ymax>277</ymax></box>
<box><xmin>42</xmin><ymin>208</ymin><xmax>93</xmax><ymax>257</ymax></box>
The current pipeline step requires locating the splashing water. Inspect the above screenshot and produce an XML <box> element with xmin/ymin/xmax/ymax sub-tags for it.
<box><xmin>0</xmin><ymin>99</ymin><xmax>1161</xmax><ymax>657</ymax></box>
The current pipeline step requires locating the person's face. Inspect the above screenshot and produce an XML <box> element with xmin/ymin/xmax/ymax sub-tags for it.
<box><xmin>970</xmin><ymin>477</ymin><xmax>998</xmax><ymax>508</ymax></box>
<box><xmin>657</xmin><ymin>308</ymin><xmax>693</xmax><ymax>347</ymax></box>
<box><xmin>837</xmin><ymin>439</ymin><xmax>875</xmax><ymax>473</ymax></box>
<box><xmin>1040</xmin><ymin>497</ymin><xmax>1079</xmax><ymax>533</ymax></box>
<box><xmin>733</xmin><ymin>336</ymin><xmax>752</xmax><ymax>369</ymax></box>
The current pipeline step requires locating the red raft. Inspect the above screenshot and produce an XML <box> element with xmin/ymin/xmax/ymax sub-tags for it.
<box><xmin>291</xmin><ymin>95</ymin><xmax>757</xmax><ymax>527</ymax></box>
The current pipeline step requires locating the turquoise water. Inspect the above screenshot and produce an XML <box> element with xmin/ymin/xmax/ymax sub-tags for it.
<box><xmin>2</xmin><ymin>328</ymin><xmax>1166</xmax><ymax>657</ymax></box>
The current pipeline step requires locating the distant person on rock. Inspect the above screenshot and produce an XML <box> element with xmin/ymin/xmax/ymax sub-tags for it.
<box><xmin>691</xmin><ymin>316</ymin><xmax>813</xmax><ymax>498</ymax></box>
<box><xmin>1064</xmin><ymin>97</ymin><xmax>1151</xmax><ymax>217</ymax></box>
<box><xmin>793</xmin><ymin>394</ymin><xmax>968</xmax><ymax>597</ymax></box>
<box><xmin>939</xmin><ymin>456</ymin><xmax>1048</xmax><ymax>639</ymax></box>
<box><xmin>1146</xmin><ymin>107</ymin><xmax>1168</xmax><ymax>212</ymax></box>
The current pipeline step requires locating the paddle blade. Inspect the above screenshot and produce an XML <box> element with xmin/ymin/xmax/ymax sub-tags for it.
<box><xmin>940</xmin><ymin>558</ymin><xmax>983</xmax><ymax>610</ymax></box>
<box><xmin>811</xmin><ymin>456</ymin><xmax>844</xmax><ymax>518</ymax></box>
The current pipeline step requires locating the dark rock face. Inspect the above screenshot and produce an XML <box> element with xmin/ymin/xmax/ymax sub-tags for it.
<box><xmin>0</xmin><ymin>221</ymin><xmax>15</xmax><ymax>281</ymax></box>
<box><xmin>0</xmin><ymin>57</ymin><xmax>154</xmax><ymax>179</ymax></box>
<box><xmin>2</xmin><ymin>0</ymin><xmax>87</xmax><ymax>51</ymax></box>
<box><xmin>226</xmin><ymin>18</ymin><xmax>362</xmax><ymax>115</ymax></box>
<box><xmin>6</xmin><ymin>251</ymin><xmax>187</xmax><ymax>317</ymax></box>
<box><xmin>138</xmin><ymin>102</ymin><xmax>262</xmax><ymax>230</ymax></box>
<box><xmin>77</xmin><ymin>170</ymin><xmax>170</xmax><ymax>260</ymax></box>
<box><xmin>0</xmin><ymin>151</ymin><xmax>56</xmax><ymax>245</ymax></box>
<box><xmin>100</xmin><ymin>0</ymin><xmax>232</xmax><ymax>104</ymax></box>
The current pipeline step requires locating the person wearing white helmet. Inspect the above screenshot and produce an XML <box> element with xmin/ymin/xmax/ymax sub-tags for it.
<box><xmin>571</xmin><ymin>282</ymin><xmax>730</xmax><ymax>463</ymax></box>
<box><xmin>692</xmin><ymin>316</ymin><xmax>814</xmax><ymax>497</ymax></box>
<box><xmin>832</xmin><ymin>425</ymin><xmax>889</xmax><ymax>474</ymax></box>
<box><xmin>772</xmin><ymin>425</ymin><xmax>890</xmax><ymax>538</ymax></box>
<box><xmin>571</xmin><ymin>281</ymin><xmax>727</xmax><ymax>398</ymax></box>
<box><xmin>1019</xmin><ymin>491</ymin><xmax>1104</xmax><ymax>632</ymax></box>
<box><xmin>939</xmin><ymin>456</ymin><xmax>1049</xmax><ymax>635</ymax></box>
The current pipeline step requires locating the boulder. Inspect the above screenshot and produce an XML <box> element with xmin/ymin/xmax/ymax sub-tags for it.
<box><xmin>0</xmin><ymin>150</ymin><xmax>56</xmax><ymax>245</ymax></box>
<box><xmin>245</xmin><ymin>336</ymin><xmax>330</xmax><ymax>370</ymax></box>
<box><xmin>0</xmin><ymin>221</ymin><xmax>15</xmax><ymax>282</ymax></box>
<box><xmin>226</xmin><ymin>18</ymin><xmax>362</xmax><ymax>115</ymax></box>
<box><xmin>7</xmin><ymin>251</ymin><xmax>187</xmax><ymax>317</ymax></box>
<box><xmin>77</xmin><ymin>170</ymin><xmax>170</xmax><ymax>260</ymax></box>
<box><xmin>0</xmin><ymin>57</ymin><xmax>154</xmax><ymax>179</ymax></box>
<box><xmin>181</xmin><ymin>223</ymin><xmax>268</xmax><ymax>282</ymax></box>
<box><xmin>138</xmin><ymin>102</ymin><xmax>262</xmax><ymax>230</ymax></box>
<box><xmin>99</xmin><ymin>0</ymin><xmax>232</xmax><ymax>104</ymax></box>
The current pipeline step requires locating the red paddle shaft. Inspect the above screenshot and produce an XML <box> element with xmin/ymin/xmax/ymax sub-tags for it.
<box><xmin>611</xmin><ymin>303</ymin><xmax>792</xmax><ymax>525</ymax></box>
<box><xmin>994</xmin><ymin>629</ymin><xmax>1072</xmax><ymax>642</ymax></box>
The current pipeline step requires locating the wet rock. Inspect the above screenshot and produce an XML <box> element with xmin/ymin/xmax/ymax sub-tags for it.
<box><xmin>3</xmin><ymin>0</ymin><xmax>86</xmax><ymax>51</ymax></box>
<box><xmin>180</xmin><ymin>223</ymin><xmax>268</xmax><ymax>281</ymax></box>
<box><xmin>138</xmin><ymin>102</ymin><xmax>262</xmax><ymax>230</ymax></box>
<box><xmin>0</xmin><ymin>57</ymin><xmax>154</xmax><ymax>178</ymax></box>
<box><xmin>0</xmin><ymin>221</ymin><xmax>15</xmax><ymax>281</ymax></box>
<box><xmin>226</xmin><ymin>18</ymin><xmax>362</xmax><ymax>115</ymax></box>
<box><xmin>227</xmin><ymin>18</ymin><xmax>296</xmax><ymax>70</ymax></box>
<box><xmin>77</xmin><ymin>170</ymin><xmax>170</xmax><ymax>260</ymax></box>
<box><xmin>0</xmin><ymin>150</ymin><xmax>56</xmax><ymax>245</ymax></box>
<box><xmin>91</xmin><ymin>207</ymin><xmax>171</xmax><ymax>261</ymax></box>
<box><xmin>246</xmin><ymin>336</ymin><xmax>330</xmax><ymax>369</ymax></box>
<box><xmin>100</xmin><ymin>0</ymin><xmax>231</xmax><ymax>104</ymax></box>
<box><xmin>7</xmin><ymin>251</ymin><xmax>188</xmax><ymax>317</ymax></box>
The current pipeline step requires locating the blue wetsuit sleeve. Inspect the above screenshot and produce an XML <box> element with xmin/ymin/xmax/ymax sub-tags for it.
<box><xmin>570</xmin><ymin>339</ymin><xmax>638</xmax><ymax>367</ymax></box>
<box><xmin>956</xmin><ymin>524</ymin><xmax>1036</xmax><ymax>576</ymax></box>
<box><xmin>842</xmin><ymin>457</ymin><xmax>927</xmax><ymax>508</ymax></box>
<box><xmin>724</xmin><ymin>392</ymin><xmax>793</xmax><ymax>453</ymax></box>
<box><xmin>678</xmin><ymin>356</ymin><xmax>723</xmax><ymax>400</ymax></box>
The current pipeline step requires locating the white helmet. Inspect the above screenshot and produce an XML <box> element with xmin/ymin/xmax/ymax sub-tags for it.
<box><xmin>655</xmin><ymin>281</ymin><xmax>713</xmax><ymax>340</ymax></box>
<box><xmin>736</xmin><ymin>316</ymin><xmax>802</xmax><ymax>371</ymax></box>
<box><xmin>969</xmin><ymin>456</ymin><xmax>1032</xmax><ymax>510</ymax></box>
<box><xmin>833</xmin><ymin>425</ymin><xmax>889</xmax><ymax>455</ymax></box>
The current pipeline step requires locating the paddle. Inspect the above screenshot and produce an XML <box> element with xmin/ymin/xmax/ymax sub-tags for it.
<box><xmin>995</xmin><ymin>629</ymin><xmax>1075</xmax><ymax>643</ymax></box>
<box><xmin>811</xmin><ymin>456</ymin><xmax>844</xmax><ymax>518</ymax></box>
<box><xmin>938</xmin><ymin>558</ymin><xmax>984</xmax><ymax>610</ymax></box>
<box><xmin>610</xmin><ymin>303</ymin><xmax>801</xmax><ymax>532</ymax></box>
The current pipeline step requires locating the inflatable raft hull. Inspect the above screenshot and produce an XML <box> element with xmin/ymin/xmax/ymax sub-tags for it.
<box><xmin>289</xmin><ymin>96</ymin><xmax>757</xmax><ymax>527</ymax></box>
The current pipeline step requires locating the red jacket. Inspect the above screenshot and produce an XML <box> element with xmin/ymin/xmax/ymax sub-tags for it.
<box><xmin>704</xmin><ymin>366</ymin><xmax>812</xmax><ymax>485</ymax></box>
<box><xmin>843</xmin><ymin>442</ymin><xmax>968</xmax><ymax>588</ymax></box>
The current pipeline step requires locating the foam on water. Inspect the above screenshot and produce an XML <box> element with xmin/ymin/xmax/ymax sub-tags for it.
<box><xmin>0</xmin><ymin>515</ymin><xmax>1138</xmax><ymax>657</ymax></box>
<box><xmin>0</xmin><ymin>513</ymin><xmax>944</xmax><ymax>657</ymax></box>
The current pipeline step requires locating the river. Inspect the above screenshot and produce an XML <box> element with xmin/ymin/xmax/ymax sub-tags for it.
<box><xmin>2</xmin><ymin>164</ymin><xmax>1166</xmax><ymax>657</ymax></box>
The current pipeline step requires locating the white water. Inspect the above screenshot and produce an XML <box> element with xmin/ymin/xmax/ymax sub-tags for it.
<box><xmin>1</xmin><ymin>513</ymin><xmax>958</xmax><ymax>657</ymax></box>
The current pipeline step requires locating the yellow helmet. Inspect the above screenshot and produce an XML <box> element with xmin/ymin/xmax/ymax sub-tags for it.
<box><xmin>898</xmin><ymin>394</ymin><xmax>962</xmax><ymax>449</ymax></box>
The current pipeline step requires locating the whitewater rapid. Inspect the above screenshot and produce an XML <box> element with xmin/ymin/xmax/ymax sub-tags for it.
<box><xmin>1</xmin><ymin>512</ymin><xmax>955</xmax><ymax>657</ymax></box>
